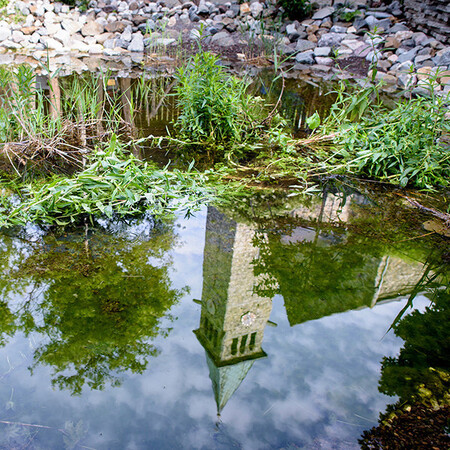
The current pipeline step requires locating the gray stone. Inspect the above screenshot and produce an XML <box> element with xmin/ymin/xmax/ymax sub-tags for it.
<box><xmin>293</xmin><ymin>63</ymin><xmax>310</xmax><ymax>71</ymax></box>
<box><xmin>295</xmin><ymin>50</ymin><xmax>315</xmax><ymax>64</ymax></box>
<box><xmin>210</xmin><ymin>31</ymin><xmax>234</xmax><ymax>47</ymax></box>
<box><xmin>311</xmin><ymin>7</ymin><xmax>334</xmax><ymax>20</ymax></box>
<box><xmin>250</xmin><ymin>2</ymin><xmax>263</xmax><ymax>18</ymax></box>
<box><xmin>128</xmin><ymin>34</ymin><xmax>144</xmax><ymax>52</ymax></box>
<box><xmin>415</xmin><ymin>54</ymin><xmax>432</xmax><ymax>65</ymax></box>
<box><xmin>433</xmin><ymin>49</ymin><xmax>450</xmax><ymax>67</ymax></box>
<box><xmin>330</xmin><ymin>25</ymin><xmax>347</xmax><ymax>34</ymax></box>
<box><xmin>318</xmin><ymin>33</ymin><xmax>346</xmax><ymax>48</ymax></box>
<box><xmin>114</xmin><ymin>38</ymin><xmax>129</xmax><ymax>49</ymax></box>
<box><xmin>295</xmin><ymin>39</ymin><xmax>315</xmax><ymax>52</ymax></box>
<box><xmin>286</xmin><ymin>23</ymin><xmax>300</xmax><ymax>41</ymax></box>
<box><xmin>371</xmin><ymin>11</ymin><xmax>391</xmax><ymax>19</ymax></box>
<box><xmin>389</xmin><ymin>23</ymin><xmax>409</xmax><ymax>33</ymax></box>
<box><xmin>397</xmin><ymin>73</ymin><xmax>416</xmax><ymax>88</ymax></box>
<box><xmin>371</xmin><ymin>19</ymin><xmax>391</xmax><ymax>32</ymax></box>
<box><xmin>121</xmin><ymin>26</ymin><xmax>133</xmax><ymax>42</ymax></box>
<box><xmin>397</xmin><ymin>47</ymin><xmax>419</xmax><ymax>64</ymax></box>
<box><xmin>279</xmin><ymin>43</ymin><xmax>296</xmax><ymax>56</ymax></box>
<box><xmin>197</xmin><ymin>2</ymin><xmax>209</xmax><ymax>15</ymax></box>
<box><xmin>353</xmin><ymin>18</ymin><xmax>368</xmax><ymax>32</ymax></box>
<box><xmin>162</xmin><ymin>0</ymin><xmax>181</xmax><ymax>6</ymax></box>
<box><xmin>314</xmin><ymin>46</ymin><xmax>331</xmax><ymax>57</ymax></box>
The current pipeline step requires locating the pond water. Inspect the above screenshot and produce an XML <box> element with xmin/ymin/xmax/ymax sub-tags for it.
<box><xmin>0</xmin><ymin>185</ymin><xmax>448</xmax><ymax>449</ymax></box>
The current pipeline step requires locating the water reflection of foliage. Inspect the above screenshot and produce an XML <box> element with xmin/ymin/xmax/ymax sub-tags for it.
<box><xmin>380</xmin><ymin>285</ymin><xmax>450</xmax><ymax>409</ymax></box>
<box><xmin>252</xmin><ymin>229</ymin><xmax>382</xmax><ymax>324</ymax></box>
<box><xmin>360</xmin><ymin>263</ymin><xmax>450</xmax><ymax>448</ymax></box>
<box><xmin>0</xmin><ymin>219</ymin><xmax>184</xmax><ymax>395</ymax></box>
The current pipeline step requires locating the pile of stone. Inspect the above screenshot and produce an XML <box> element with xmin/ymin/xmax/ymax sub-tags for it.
<box><xmin>0</xmin><ymin>0</ymin><xmax>274</xmax><ymax>56</ymax></box>
<box><xmin>0</xmin><ymin>0</ymin><xmax>448</xmax><ymax>92</ymax></box>
<box><xmin>279</xmin><ymin>1</ymin><xmax>449</xmax><ymax>94</ymax></box>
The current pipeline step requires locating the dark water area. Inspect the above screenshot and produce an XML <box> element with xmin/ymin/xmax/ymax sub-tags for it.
<box><xmin>0</xmin><ymin>184</ymin><xmax>448</xmax><ymax>449</ymax></box>
<box><xmin>46</xmin><ymin>70</ymin><xmax>336</xmax><ymax>168</ymax></box>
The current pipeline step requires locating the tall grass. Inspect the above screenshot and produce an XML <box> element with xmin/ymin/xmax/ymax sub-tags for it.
<box><xmin>321</xmin><ymin>79</ymin><xmax>450</xmax><ymax>189</ymax></box>
<box><xmin>174</xmin><ymin>50</ymin><xmax>272</xmax><ymax>161</ymax></box>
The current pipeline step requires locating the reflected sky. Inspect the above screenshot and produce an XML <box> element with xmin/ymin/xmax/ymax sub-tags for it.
<box><xmin>0</xmin><ymin>196</ymin><xmax>443</xmax><ymax>449</ymax></box>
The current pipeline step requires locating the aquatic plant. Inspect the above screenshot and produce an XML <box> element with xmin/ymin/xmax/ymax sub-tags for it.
<box><xmin>321</xmin><ymin>80</ymin><xmax>450</xmax><ymax>189</ymax></box>
<box><xmin>175</xmin><ymin>51</ymin><xmax>256</xmax><ymax>153</ymax></box>
<box><xmin>1</xmin><ymin>136</ymin><xmax>214</xmax><ymax>227</ymax></box>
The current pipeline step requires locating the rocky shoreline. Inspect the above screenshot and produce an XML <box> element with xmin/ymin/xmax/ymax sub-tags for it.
<box><xmin>0</xmin><ymin>0</ymin><xmax>449</xmax><ymax>92</ymax></box>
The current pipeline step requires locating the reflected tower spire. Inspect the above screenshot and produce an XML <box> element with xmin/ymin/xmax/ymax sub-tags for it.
<box><xmin>194</xmin><ymin>207</ymin><xmax>273</xmax><ymax>414</ymax></box>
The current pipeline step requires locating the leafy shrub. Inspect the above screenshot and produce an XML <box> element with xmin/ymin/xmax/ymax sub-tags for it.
<box><xmin>322</xmin><ymin>79</ymin><xmax>450</xmax><ymax>189</ymax></box>
<box><xmin>336</xmin><ymin>96</ymin><xmax>450</xmax><ymax>188</ymax></box>
<box><xmin>277</xmin><ymin>0</ymin><xmax>312</xmax><ymax>20</ymax></box>
<box><xmin>174</xmin><ymin>50</ymin><xmax>267</xmax><ymax>160</ymax></box>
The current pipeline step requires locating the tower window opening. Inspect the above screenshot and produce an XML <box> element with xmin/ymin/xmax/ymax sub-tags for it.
<box><xmin>231</xmin><ymin>338</ymin><xmax>238</xmax><ymax>355</ymax></box>
<box><xmin>240</xmin><ymin>334</ymin><xmax>248</xmax><ymax>354</ymax></box>
<box><xmin>249</xmin><ymin>332</ymin><xmax>256</xmax><ymax>350</ymax></box>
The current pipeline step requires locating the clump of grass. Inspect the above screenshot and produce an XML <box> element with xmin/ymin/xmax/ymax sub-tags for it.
<box><xmin>0</xmin><ymin>66</ymin><xmax>141</xmax><ymax>177</ymax></box>
<box><xmin>0</xmin><ymin>136</ymin><xmax>215</xmax><ymax>227</ymax></box>
<box><xmin>319</xmin><ymin>79</ymin><xmax>450</xmax><ymax>189</ymax></box>
<box><xmin>174</xmin><ymin>50</ymin><xmax>270</xmax><ymax>161</ymax></box>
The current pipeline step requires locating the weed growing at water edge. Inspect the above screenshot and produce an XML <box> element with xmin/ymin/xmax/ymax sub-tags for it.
<box><xmin>1</xmin><ymin>136</ymin><xmax>215</xmax><ymax>227</ymax></box>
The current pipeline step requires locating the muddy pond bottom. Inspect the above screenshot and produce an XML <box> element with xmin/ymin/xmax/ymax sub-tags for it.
<box><xmin>0</xmin><ymin>189</ymin><xmax>446</xmax><ymax>449</ymax></box>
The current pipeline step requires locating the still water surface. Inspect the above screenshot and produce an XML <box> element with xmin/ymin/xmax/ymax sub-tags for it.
<box><xmin>0</xmin><ymin>187</ymin><xmax>447</xmax><ymax>449</ymax></box>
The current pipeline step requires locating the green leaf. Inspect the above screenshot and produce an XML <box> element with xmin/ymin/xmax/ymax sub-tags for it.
<box><xmin>306</xmin><ymin>112</ymin><xmax>321</xmax><ymax>130</ymax></box>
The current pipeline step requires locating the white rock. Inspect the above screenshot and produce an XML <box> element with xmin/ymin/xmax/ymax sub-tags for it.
<box><xmin>250</xmin><ymin>2</ymin><xmax>263</xmax><ymax>18</ymax></box>
<box><xmin>1</xmin><ymin>40</ymin><xmax>21</xmax><ymax>49</ymax></box>
<box><xmin>45</xmin><ymin>22</ymin><xmax>62</xmax><ymax>35</ymax></box>
<box><xmin>312</xmin><ymin>7</ymin><xmax>334</xmax><ymax>20</ymax></box>
<box><xmin>54</xmin><ymin>29</ymin><xmax>71</xmax><ymax>46</ymax></box>
<box><xmin>128</xmin><ymin>35</ymin><xmax>144</xmax><ymax>52</ymax></box>
<box><xmin>341</xmin><ymin>39</ymin><xmax>365</xmax><ymax>51</ymax></box>
<box><xmin>88</xmin><ymin>44</ymin><xmax>104</xmax><ymax>54</ymax></box>
<box><xmin>314</xmin><ymin>46</ymin><xmax>331</xmax><ymax>57</ymax></box>
<box><xmin>12</xmin><ymin>30</ymin><xmax>25</xmax><ymax>43</ymax></box>
<box><xmin>0</xmin><ymin>27</ymin><xmax>11</xmax><ymax>42</ymax></box>
<box><xmin>70</xmin><ymin>40</ymin><xmax>90</xmax><ymax>52</ymax></box>
<box><xmin>84</xmin><ymin>36</ymin><xmax>97</xmax><ymax>45</ymax></box>
<box><xmin>315</xmin><ymin>56</ymin><xmax>333</xmax><ymax>65</ymax></box>
<box><xmin>61</xmin><ymin>19</ymin><xmax>82</xmax><ymax>35</ymax></box>
<box><xmin>40</xmin><ymin>36</ymin><xmax>64</xmax><ymax>50</ymax></box>
<box><xmin>121</xmin><ymin>26</ymin><xmax>132</xmax><ymax>42</ymax></box>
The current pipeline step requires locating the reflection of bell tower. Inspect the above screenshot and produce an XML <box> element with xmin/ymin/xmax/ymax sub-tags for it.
<box><xmin>194</xmin><ymin>207</ymin><xmax>272</xmax><ymax>414</ymax></box>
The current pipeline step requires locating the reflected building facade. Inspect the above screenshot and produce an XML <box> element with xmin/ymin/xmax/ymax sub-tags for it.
<box><xmin>194</xmin><ymin>207</ymin><xmax>272</xmax><ymax>414</ymax></box>
<box><xmin>195</xmin><ymin>195</ymin><xmax>429</xmax><ymax>413</ymax></box>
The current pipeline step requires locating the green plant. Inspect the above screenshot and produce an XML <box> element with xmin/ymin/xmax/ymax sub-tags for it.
<box><xmin>1</xmin><ymin>136</ymin><xmax>215</xmax><ymax>227</ymax></box>
<box><xmin>0</xmin><ymin>0</ymin><xmax>8</xmax><ymax>9</ymax></box>
<box><xmin>321</xmin><ymin>77</ymin><xmax>450</xmax><ymax>189</ymax></box>
<box><xmin>174</xmin><ymin>50</ymin><xmax>264</xmax><ymax>159</ymax></box>
<box><xmin>277</xmin><ymin>0</ymin><xmax>312</xmax><ymax>21</ymax></box>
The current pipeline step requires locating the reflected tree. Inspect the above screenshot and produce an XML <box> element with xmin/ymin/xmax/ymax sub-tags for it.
<box><xmin>1</xmin><ymin>218</ymin><xmax>184</xmax><ymax>394</ymax></box>
<box><xmin>380</xmin><ymin>286</ymin><xmax>450</xmax><ymax>408</ymax></box>
<box><xmin>360</xmin><ymin>261</ymin><xmax>450</xmax><ymax>448</ymax></box>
